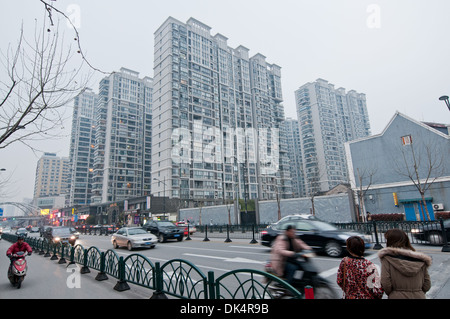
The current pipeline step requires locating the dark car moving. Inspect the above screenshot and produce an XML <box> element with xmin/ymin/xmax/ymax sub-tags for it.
<box><xmin>411</xmin><ymin>219</ymin><xmax>450</xmax><ymax>245</ymax></box>
<box><xmin>16</xmin><ymin>228</ymin><xmax>28</xmax><ymax>237</ymax></box>
<box><xmin>260</xmin><ymin>215</ymin><xmax>372</xmax><ymax>257</ymax></box>
<box><xmin>43</xmin><ymin>226</ymin><xmax>77</xmax><ymax>246</ymax></box>
<box><xmin>143</xmin><ymin>220</ymin><xmax>184</xmax><ymax>243</ymax></box>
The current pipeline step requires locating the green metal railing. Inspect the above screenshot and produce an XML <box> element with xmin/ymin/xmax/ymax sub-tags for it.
<box><xmin>210</xmin><ymin>268</ymin><xmax>301</xmax><ymax>299</ymax></box>
<box><xmin>2</xmin><ymin>233</ymin><xmax>302</xmax><ymax>299</ymax></box>
<box><xmin>159</xmin><ymin>259</ymin><xmax>208</xmax><ymax>299</ymax></box>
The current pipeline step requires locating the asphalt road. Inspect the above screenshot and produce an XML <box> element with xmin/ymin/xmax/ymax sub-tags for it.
<box><xmin>1</xmin><ymin>232</ymin><xmax>449</xmax><ymax>299</ymax></box>
<box><xmin>77</xmin><ymin>233</ymin><xmax>346</xmax><ymax>295</ymax></box>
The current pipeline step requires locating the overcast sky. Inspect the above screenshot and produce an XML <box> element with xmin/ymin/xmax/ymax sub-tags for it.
<box><xmin>1</xmin><ymin>0</ymin><xmax>450</xmax><ymax>210</ymax></box>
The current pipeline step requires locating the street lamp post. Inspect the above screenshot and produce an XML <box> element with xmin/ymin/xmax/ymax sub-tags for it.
<box><xmin>153</xmin><ymin>177</ymin><xmax>167</xmax><ymax>220</ymax></box>
<box><xmin>439</xmin><ymin>95</ymin><xmax>450</xmax><ymax>111</ymax></box>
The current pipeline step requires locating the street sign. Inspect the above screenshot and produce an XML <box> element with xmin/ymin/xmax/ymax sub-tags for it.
<box><xmin>0</xmin><ymin>208</ymin><xmax>3</xmax><ymax>217</ymax></box>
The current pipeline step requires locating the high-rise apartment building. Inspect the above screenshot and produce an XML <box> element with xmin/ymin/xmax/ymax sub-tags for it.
<box><xmin>295</xmin><ymin>79</ymin><xmax>370</xmax><ymax>195</ymax></box>
<box><xmin>152</xmin><ymin>17</ymin><xmax>292</xmax><ymax>205</ymax></box>
<box><xmin>68</xmin><ymin>88</ymin><xmax>97</xmax><ymax>206</ymax></box>
<box><xmin>91</xmin><ymin>68</ymin><xmax>153</xmax><ymax>203</ymax></box>
<box><xmin>33</xmin><ymin>152</ymin><xmax>70</xmax><ymax>198</ymax></box>
<box><xmin>284</xmin><ymin>118</ymin><xmax>305</xmax><ymax>198</ymax></box>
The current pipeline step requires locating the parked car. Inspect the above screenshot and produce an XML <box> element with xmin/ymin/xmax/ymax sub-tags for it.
<box><xmin>411</xmin><ymin>219</ymin><xmax>450</xmax><ymax>245</ymax></box>
<box><xmin>260</xmin><ymin>215</ymin><xmax>372</xmax><ymax>257</ymax></box>
<box><xmin>111</xmin><ymin>227</ymin><xmax>157</xmax><ymax>250</ymax></box>
<box><xmin>43</xmin><ymin>226</ymin><xmax>77</xmax><ymax>246</ymax></box>
<box><xmin>16</xmin><ymin>228</ymin><xmax>28</xmax><ymax>237</ymax></box>
<box><xmin>143</xmin><ymin>220</ymin><xmax>184</xmax><ymax>242</ymax></box>
<box><xmin>176</xmin><ymin>222</ymin><xmax>197</xmax><ymax>236</ymax></box>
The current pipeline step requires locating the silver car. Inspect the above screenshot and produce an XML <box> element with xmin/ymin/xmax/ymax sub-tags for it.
<box><xmin>111</xmin><ymin>227</ymin><xmax>157</xmax><ymax>251</ymax></box>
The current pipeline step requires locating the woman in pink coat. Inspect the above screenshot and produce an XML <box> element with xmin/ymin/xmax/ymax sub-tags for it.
<box><xmin>270</xmin><ymin>225</ymin><xmax>312</xmax><ymax>283</ymax></box>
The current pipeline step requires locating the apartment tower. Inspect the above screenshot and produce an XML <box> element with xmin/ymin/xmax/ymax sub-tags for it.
<box><xmin>68</xmin><ymin>88</ymin><xmax>97</xmax><ymax>206</ymax></box>
<box><xmin>152</xmin><ymin>17</ymin><xmax>292</xmax><ymax>206</ymax></box>
<box><xmin>284</xmin><ymin>118</ymin><xmax>306</xmax><ymax>198</ymax></box>
<box><xmin>91</xmin><ymin>68</ymin><xmax>153</xmax><ymax>203</ymax></box>
<box><xmin>295</xmin><ymin>79</ymin><xmax>370</xmax><ymax>195</ymax></box>
<box><xmin>34</xmin><ymin>152</ymin><xmax>70</xmax><ymax>199</ymax></box>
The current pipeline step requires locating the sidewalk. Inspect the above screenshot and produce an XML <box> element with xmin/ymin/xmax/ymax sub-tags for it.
<box><xmin>0</xmin><ymin>238</ymin><xmax>149</xmax><ymax>299</ymax></box>
<box><xmin>421</xmin><ymin>245</ymin><xmax>450</xmax><ymax>299</ymax></box>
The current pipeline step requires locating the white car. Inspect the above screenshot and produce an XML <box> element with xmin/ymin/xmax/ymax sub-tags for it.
<box><xmin>111</xmin><ymin>227</ymin><xmax>157</xmax><ymax>251</ymax></box>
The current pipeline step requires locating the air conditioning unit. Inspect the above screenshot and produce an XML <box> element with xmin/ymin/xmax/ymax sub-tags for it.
<box><xmin>433</xmin><ymin>203</ymin><xmax>444</xmax><ymax>211</ymax></box>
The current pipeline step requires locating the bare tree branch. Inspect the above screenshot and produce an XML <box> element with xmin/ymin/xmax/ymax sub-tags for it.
<box><xmin>356</xmin><ymin>166</ymin><xmax>377</xmax><ymax>222</ymax></box>
<box><xmin>0</xmin><ymin>17</ymin><xmax>93</xmax><ymax>150</ymax></box>
<box><xmin>39</xmin><ymin>0</ymin><xmax>110</xmax><ymax>75</ymax></box>
<box><xmin>392</xmin><ymin>133</ymin><xmax>446</xmax><ymax>220</ymax></box>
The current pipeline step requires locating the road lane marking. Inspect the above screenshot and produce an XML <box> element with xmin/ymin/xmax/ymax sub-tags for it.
<box><xmin>163</xmin><ymin>244</ymin><xmax>269</xmax><ymax>257</ymax></box>
<box><xmin>183</xmin><ymin>253</ymin><xmax>265</xmax><ymax>265</ymax></box>
<box><xmin>117</xmin><ymin>252</ymin><xmax>264</xmax><ymax>273</ymax></box>
<box><xmin>228</xmin><ymin>245</ymin><xmax>269</xmax><ymax>250</ymax></box>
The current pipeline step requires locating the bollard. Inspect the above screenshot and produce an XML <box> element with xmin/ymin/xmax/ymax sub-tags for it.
<box><xmin>249</xmin><ymin>224</ymin><xmax>258</xmax><ymax>244</ymax></box>
<box><xmin>203</xmin><ymin>225</ymin><xmax>210</xmax><ymax>242</ymax></box>
<box><xmin>186</xmin><ymin>224</ymin><xmax>192</xmax><ymax>241</ymax></box>
<box><xmin>224</xmin><ymin>224</ymin><xmax>232</xmax><ymax>243</ymax></box>
<box><xmin>304</xmin><ymin>285</ymin><xmax>314</xmax><ymax>299</ymax></box>
<box><xmin>372</xmin><ymin>221</ymin><xmax>383</xmax><ymax>250</ymax></box>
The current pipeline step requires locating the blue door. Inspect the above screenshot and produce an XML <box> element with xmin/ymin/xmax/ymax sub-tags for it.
<box><xmin>417</xmin><ymin>201</ymin><xmax>435</xmax><ymax>221</ymax></box>
<box><xmin>404</xmin><ymin>203</ymin><xmax>416</xmax><ymax>221</ymax></box>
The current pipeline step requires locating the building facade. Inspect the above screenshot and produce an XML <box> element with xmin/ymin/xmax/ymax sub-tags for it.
<box><xmin>68</xmin><ymin>88</ymin><xmax>98</xmax><ymax>206</ymax></box>
<box><xmin>152</xmin><ymin>17</ymin><xmax>292</xmax><ymax>207</ymax></box>
<box><xmin>33</xmin><ymin>152</ymin><xmax>69</xmax><ymax>199</ymax></box>
<box><xmin>295</xmin><ymin>78</ymin><xmax>370</xmax><ymax>195</ymax></box>
<box><xmin>284</xmin><ymin>118</ymin><xmax>306</xmax><ymax>198</ymax></box>
<box><xmin>91</xmin><ymin>68</ymin><xmax>153</xmax><ymax>203</ymax></box>
<box><xmin>345</xmin><ymin>112</ymin><xmax>450</xmax><ymax>221</ymax></box>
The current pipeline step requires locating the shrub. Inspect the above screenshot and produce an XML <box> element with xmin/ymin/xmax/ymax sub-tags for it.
<box><xmin>370</xmin><ymin>213</ymin><xmax>405</xmax><ymax>221</ymax></box>
<box><xmin>435</xmin><ymin>212</ymin><xmax>450</xmax><ymax>220</ymax></box>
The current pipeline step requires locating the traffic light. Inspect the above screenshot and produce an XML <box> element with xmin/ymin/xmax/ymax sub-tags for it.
<box><xmin>393</xmin><ymin>193</ymin><xmax>399</xmax><ymax>207</ymax></box>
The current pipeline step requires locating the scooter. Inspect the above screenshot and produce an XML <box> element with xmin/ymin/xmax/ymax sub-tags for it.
<box><xmin>265</xmin><ymin>251</ymin><xmax>337</xmax><ymax>299</ymax></box>
<box><xmin>8</xmin><ymin>251</ymin><xmax>28</xmax><ymax>289</ymax></box>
